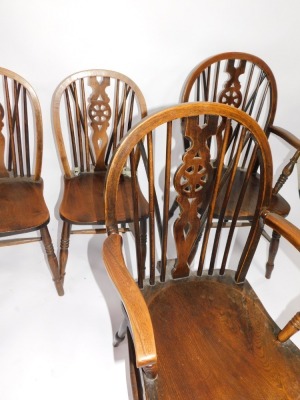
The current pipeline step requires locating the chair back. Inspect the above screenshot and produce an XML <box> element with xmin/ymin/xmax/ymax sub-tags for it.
<box><xmin>52</xmin><ymin>70</ymin><xmax>147</xmax><ymax>178</ymax></box>
<box><xmin>0</xmin><ymin>68</ymin><xmax>43</xmax><ymax>180</ymax></box>
<box><xmin>181</xmin><ymin>52</ymin><xmax>277</xmax><ymax>134</ymax></box>
<box><xmin>105</xmin><ymin>103</ymin><xmax>273</xmax><ymax>288</ymax></box>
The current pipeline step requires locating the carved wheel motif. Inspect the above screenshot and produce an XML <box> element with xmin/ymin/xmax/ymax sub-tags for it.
<box><xmin>88</xmin><ymin>76</ymin><xmax>111</xmax><ymax>170</ymax></box>
<box><xmin>219</xmin><ymin>88</ymin><xmax>242</xmax><ymax>107</ymax></box>
<box><xmin>176</xmin><ymin>160</ymin><xmax>208</xmax><ymax>198</ymax></box>
<box><xmin>88</xmin><ymin>100</ymin><xmax>111</xmax><ymax>127</ymax></box>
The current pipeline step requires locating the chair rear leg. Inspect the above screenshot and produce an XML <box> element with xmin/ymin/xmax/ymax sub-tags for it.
<box><xmin>40</xmin><ymin>226</ymin><xmax>64</xmax><ymax>296</ymax></box>
<box><xmin>265</xmin><ymin>230</ymin><xmax>281</xmax><ymax>279</ymax></box>
<box><xmin>59</xmin><ymin>221</ymin><xmax>71</xmax><ymax>284</ymax></box>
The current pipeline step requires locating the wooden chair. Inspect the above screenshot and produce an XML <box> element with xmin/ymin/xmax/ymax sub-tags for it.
<box><xmin>52</xmin><ymin>70</ymin><xmax>148</xmax><ymax>286</ymax></box>
<box><xmin>0</xmin><ymin>68</ymin><xmax>63</xmax><ymax>296</ymax></box>
<box><xmin>180</xmin><ymin>52</ymin><xmax>300</xmax><ymax>278</ymax></box>
<box><xmin>103</xmin><ymin>103</ymin><xmax>300</xmax><ymax>399</ymax></box>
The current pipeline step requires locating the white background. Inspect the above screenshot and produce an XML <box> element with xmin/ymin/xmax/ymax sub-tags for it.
<box><xmin>0</xmin><ymin>1</ymin><xmax>300</xmax><ymax>399</ymax></box>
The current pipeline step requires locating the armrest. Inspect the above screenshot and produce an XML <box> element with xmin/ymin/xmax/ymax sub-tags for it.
<box><xmin>262</xmin><ymin>211</ymin><xmax>300</xmax><ymax>251</ymax></box>
<box><xmin>262</xmin><ymin>211</ymin><xmax>300</xmax><ymax>342</ymax></box>
<box><xmin>103</xmin><ymin>233</ymin><xmax>157</xmax><ymax>376</ymax></box>
<box><xmin>268</xmin><ymin>125</ymin><xmax>300</xmax><ymax>150</ymax></box>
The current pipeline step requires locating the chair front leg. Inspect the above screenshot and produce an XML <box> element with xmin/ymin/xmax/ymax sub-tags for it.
<box><xmin>265</xmin><ymin>230</ymin><xmax>281</xmax><ymax>279</ymax></box>
<box><xmin>59</xmin><ymin>221</ymin><xmax>71</xmax><ymax>284</ymax></box>
<box><xmin>40</xmin><ymin>226</ymin><xmax>64</xmax><ymax>296</ymax></box>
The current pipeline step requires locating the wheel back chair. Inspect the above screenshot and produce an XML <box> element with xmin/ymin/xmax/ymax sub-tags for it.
<box><xmin>103</xmin><ymin>102</ymin><xmax>300</xmax><ymax>399</ymax></box>
<box><xmin>52</xmin><ymin>70</ymin><xmax>148</xmax><ymax>286</ymax></box>
<box><xmin>0</xmin><ymin>68</ymin><xmax>63</xmax><ymax>295</ymax></box>
<box><xmin>179</xmin><ymin>52</ymin><xmax>300</xmax><ymax>279</ymax></box>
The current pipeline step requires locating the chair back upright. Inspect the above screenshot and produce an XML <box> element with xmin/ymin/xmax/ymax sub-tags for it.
<box><xmin>0</xmin><ymin>68</ymin><xmax>43</xmax><ymax>180</ymax></box>
<box><xmin>181</xmin><ymin>52</ymin><xmax>277</xmax><ymax>134</ymax></box>
<box><xmin>105</xmin><ymin>102</ymin><xmax>273</xmax><ymax>287</ymax></box>
<box><xmin>52</xmin><ymin>69</ymin><xmax>147</xmax><ymax>178</ymax></box>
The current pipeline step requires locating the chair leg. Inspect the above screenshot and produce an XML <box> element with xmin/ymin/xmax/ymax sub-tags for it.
<box><xmin>265</xmin><ymin>230</ymin><xmax>281</xmax><ymax>279</ymax></box>
<box><xmin>113</xmin><ymin>317</ymin><xmax>128</xmax><ymax>347</ymax></box>
<box><xmin>40</xmin><ymin>226</ymin><xmax>64</xmax><ymax>296</ymax></box>
<box><xmin>59</xmin><ymin>221</ymin><xmax>71</xmax><ymax>284</ymax></box>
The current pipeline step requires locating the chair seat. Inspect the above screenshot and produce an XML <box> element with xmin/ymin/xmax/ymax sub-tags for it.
<box><xmin>214</xmin><ymin>170</ymin><xmax>290</xmax><ymax>219</ymax></box>
<box><xmin>59</xmin><ymin>171</ymin><xmax>149</xmax><ymax>224</ymax></box>
<box><xmin>141</xmin><ymin>272</ymin><xmax>300</xmax><ymax>399</ymax></box>
<box><xmin>0</xmin><ymin>178</ymin><xmax>49</xmax><ymax>236</ymax></box>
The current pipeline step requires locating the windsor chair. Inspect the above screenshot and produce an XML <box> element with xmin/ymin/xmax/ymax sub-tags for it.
<box><xmin>103</xmin><ymin>102</ymin><xmax>300</xmax><ymax>399</ymax></box>
<box><xmin>180</xmin><ymin>52</ymin><xmax>300</xmax><ymax>278</ymax></box>
<box><xmin>0</xmin><ymin>68</ymin><xmax>63</xmax><ymax>295</ymax></box>
<box><xmin>52</xmin><ymin>70</ymin><xmax>148</xmax><ymax>286</ymax></box>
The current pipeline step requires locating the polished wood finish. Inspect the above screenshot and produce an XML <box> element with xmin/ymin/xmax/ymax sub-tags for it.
<box><xmin>278</xmin><ymin>312</ymin><xmax>300</xmax><ymax>342</ymax></box>
<box><xmin>52</xmin><ymin>70</ymin><xmax>148</xmax><ymax>285</ymax></box>
<box><xmin>103</xmin><ymin>233</ymin><xmax>157</xmax><ymax>373</ymax></box>
<box><xmin>0</xmin><ymin>68</ymin><xmax>63</xmax><ymax>295</ymax></box>
<box><xmin>262</xmin><ymin>212</ymin><xmax>300</xmax><ymax>341</ymax></box>
<box><xmin>262</xmin><ymin>211</ymin><xmax>300</xmax><ymax>251</ymax></box>
<box><xmin>142</xmin><ymin>274</ymin><xmax>300</xmax><ymax>399</ymax></box>
<box><xmin>181</xmin><ymin>52</ymin><xmax>300</xmax><ymax>278</ymax></box>
<box><xmin>103</xmin><ymin>103</ymin><xmax>300</xmax><ymax>399</ymax></box>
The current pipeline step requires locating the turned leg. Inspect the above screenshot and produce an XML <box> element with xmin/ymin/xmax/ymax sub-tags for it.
<box><xmin>265</xmin><ymin>230</ymin><xmax>281</xmax><ymax>279</ymax></box>
<box><xmin>59</xmin><ymin>221</ymin><xmax>71</xmax><ymax>284</ymax></box>
<box><xmin>40</xmin><ymin>226</ymin><xmax>64</xmax><ymax>296</ymax></box>
<box><xmin>278</xmin><ymin>312</ymin><xmax>300</xmax><ymax>342</ymax></box>
<box><xmin>113</xmin><ymin>316</ymin><xmax>128</xmax><ymax>347</ymax></box>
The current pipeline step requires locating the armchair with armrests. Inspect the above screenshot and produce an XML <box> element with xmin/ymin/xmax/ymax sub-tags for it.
<box><xmin>180</xmin><ymin>52</ymin><xmax>300</xmax><ymax>279</ymax></box>
<box><xmin>103</xmin><ymin>102</ymin><xmax>300</xmax><ymax>399</ymax></box>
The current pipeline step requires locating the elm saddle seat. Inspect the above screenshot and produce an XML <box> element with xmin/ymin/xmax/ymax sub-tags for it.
<box><xmin>0</xmin><ymin>179</ymin><xmax>48</xmax><ymax>234</ymax></box>
<box><xmin>60</xmin><ymin>171</ymin><xmax>148</xmax><ymax>224</ymax></box>
<box><xmin>0</xmin><ymin>68</ymin><xmax>62</xmax><ymax>295</ymax></box>
<box><xmin>141</xmin><ymin>272</ymin><xmax>300</xmax><ymax>399</ymax></box>
<box><xmin>213</xmin><ymin>169</ymin><xmax>290</xmax><ymax>219</ymax></box>
<box><xmin>52</xmin><ymin>69</ymin><xmax>148</xmax><ymax>286</ymax></box>
<box><xmin>180</xmin><ymin>52</ymin><xmax>300</xmax><ymax>279</ymax></box>
<box><xmin>103</xmin><ymin>103</ymin><xmax>300</xmax><ymax>399</ymax></box>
